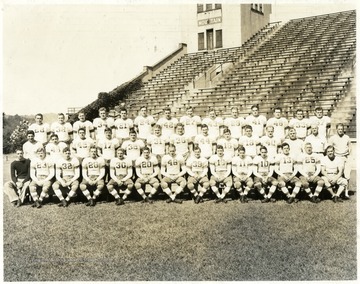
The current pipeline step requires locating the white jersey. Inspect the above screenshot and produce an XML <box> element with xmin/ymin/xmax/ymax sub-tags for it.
<box><xmin>23</xmin><ymin>141</ymin><xmax>43</xmax><ymax>161</ymax></box>
<box><xmin>202</xmin><ymin>117</ymin><xmax>223</xmax><ymax>139</ymax></box>
<box><xmin>245</xmin><ymin>114</ymin><xmax>267</xmax><ymax>137</ymax></box>
<box><xmin>180</xmin><ymin>115</ymin><xmax>201</xmax><ymax>138</ymax></box>
<box><xmin>186</xmin><ymin>156</ymin><xmax>208</xmax><ymax>174</ymax></box>
<box><xmin>283</xmin><ymin>138</ymin><xmax>304</xmax><ymax>161</ymax></box>
<box><xmin>134</xmin><ymin>115</ymin><xmax>155</xmax><ymax>139</ymax></box>
<box><xmin>82</xmin><ymin>156</ymin><xmax>105</xmax><ymax>177</ymax></box>
<box><xmin>328</xmin><ymin>134</ymin><xmax>351</xmax><ymax>157</ymax></box>
<box><xmin>299</xmin><ymin>153</ymin><xmax>320</xmax><ymax>176</ymax></box>
<box><xmin>135</xmin><ymin>155</ymin><xmax>159</xmax><ymax>176</ymax></box>
<box><xmin>309</xmin><ymin>115</ymin><xmax>331</xmax><ymax>138</ymax></box>
<box><xmin>121</xmin><ymin>139</ymin><xmax>145</xmax><ymax>162</ymax></box>
<box><xmin>73</xmin><ymin>120</ymin><xmax>94</xmax><ymax>139</ymax></box>
<box><xmin>238</xmin><ymin>135</ymin><xmax>259</xmax><ymax>157</ymax></box>
<box><xmin>97</xmin><ymin>137</ymin><xmax>120</xmax><ymax>160</ymax></box>
<box><xmin>275</xmin><ymin>153</ymin><xmax>297</xmax><ymax>175</ymax></box>
<box><xmin>161</xmin><ymin>154</ymin><xmax>185</xmax><ymax>176</ymax></box>
<box><xmin>321</xmin><ymin>156</ymin><xmax>343</xmax><ymax>176</ymax></box>
<box><xmin>259</xmin><ymin>136</ymin><xmax>281</xmax><ymax>160</ymax></box>
<box><xmin>194</xmin><ymin>134</ymin><xmax>216</xmax><ymax>159</ymax></box>
<box><xmin>252</xmin><ymin>155</ymin><xmax>273</xmax><ymax>177</ymax></box>
<box><xmin>216</xmin><ymin>137</ymin><xmax>239</xmax><ymax>160</ymax></box>
<box><xmin>156</xmin><ymin>117</ymin><xmax>178</xmax><ymax>140</ymax></box>
<box><xmin>209</xmin><ymin>155</ymin><xmax>231</xmax><ymax>177</ymax></box>
<box><xmin>56</xmin><ymin>157</ymin><xmax>80</xmax><ymax>178</ymax></box>
<box><xmin>147</xmin><ymin>135</ymin><xmax>167</xmax><ymax>156</ymax></box>
<box><xmin>31</xmin><ymin>156</ymin><xmax>54</xmax><ymax>177</ymax></box>
<box><xmin>114</xmin><ymin>118</ymin><xmax>133</xmax><ymax>139</ymax></box>
<box><xmin>266</xmin><ymin>117</ymin><xmax>288</xmax><ymax>140</ymax></box>
<box><xmin>71</xmin><ymin>137</ymin><xmax>96</xmax><ymax>159</ymax></box>
<box><xmin>110</xmin><ymin>157</ymin><xmax>133</xmax><ymax>177</ymax></box>
<box><xmin>169</xmin><ymin>134</ymin><xmax>191</xmax><ymax>156</ymax></box>
<box><xmin>223</xmin><ymin>117</ymin><xmax>245</xmax><ymax>139</ymax></box>
<box><xmin>232</xmin><ymin>156</ymin><xmax>253</xmax><ymax>175</ymax></box>
<box><xmin>45</xmin><ymin>142</ymin><xmax>68</xmax><ymax>162</ymax></box>
<box><xmin>289</xmin><ymin>118</ymin><xmax>310</xmax><ymax>139</ymax></box>
<box><xmin>304</xmin><ymin>135</ymin><xmax>327</xmax><ymax>154</ymax></box>
<box><xmin>50</xmin><ymin>122</ymin><xmax>73</xmax><ymax>142</ymax></box>
<box><xmin>93</xmin><ymin>117</ymin><xmax>114</xmax><ymax>141</ymax></box>
<box><xmin>29</xmin><ymin>123</ymin><xmax>50</xmax><ymax>144</ymax></box>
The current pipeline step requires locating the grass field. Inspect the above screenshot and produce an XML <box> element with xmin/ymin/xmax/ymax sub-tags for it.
<box><xmin>2</xmin><ymin>154</ymin><xmax>357</xmax><ymax>281</ymax></box>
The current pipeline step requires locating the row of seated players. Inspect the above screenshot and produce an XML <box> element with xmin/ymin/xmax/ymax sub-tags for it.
<box><xmin>6</xmin><ymin>139</ymin><xmax>349</xmax><ymax>208</ymax></box>
<box><xmin>26</xmin><ymin>105</ymin><xmax>332</xmax><ymax>148</ymax></box>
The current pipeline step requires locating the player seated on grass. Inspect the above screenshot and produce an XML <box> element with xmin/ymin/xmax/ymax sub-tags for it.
<box><xmin>80</xmin><ymin>146</ymin><xmax>106</xmax><ymax>207</ymax></box>
<box><xmin>231</xmin><ymin>146</ymin><xmax>254</xmax><ymax>203</ymax></box>
<box><xmin>161</xmin><ymin>144</ymin><xmax>187</xmax><ymax>204</ymax></box>
<box><xmin>321</xmin><ymin>145</ymin><xmax>348</xmax><ymax>203</ymax></box>
<box><xmin>107</xmin><ymin>147</ymin><xmax>134</xmax><ymax>205</ymax></box>
<box><xmin>186</xmin><ymin>147</ymin><xmax>210</xmax><ymax>204</ymax></box>
<box><xmin>298</xmin><ymin>143</ymin><xmax>325</xmax><ymax>203</ymax></box>
<box><xmin>274</xmin><ymin>143</ymin><xmax>302</xmax><ymax>204</ymax></box>
<box><xmin>29</xmin><ymin>147</ymin><xmax>55</xmax><ymax>208</ymax></box>
<box><xmin>53</xmin><ymin>147</ymin><xmax>80</xmax><ymax>207</ymax></box>
<box><xmin>252</xmin><ymin>146</ymin><xmax>278</xmax><ymax>203</ymax></box>
<box><xmin>4</xmin><ymin>149</ymin><xmax>31</xmax><ymax>207</ymax></box>
<box><xmin>209</xmin><ymin>145</ymin><xmax>232</xmax><ymax>203</ymax></box>
<box><xmin>134</xmin><ymin>147</ymin><xmax>160</xmax><ymax>203</ymax></box>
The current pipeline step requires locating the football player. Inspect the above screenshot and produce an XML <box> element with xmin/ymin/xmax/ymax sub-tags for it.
<box><xmin>309</xmin><ymin>107</ymin><xmax>331</xmax><ymax>139</ymax></box>
<box><xmin>134</xmin><ymin>106</ymin><xmax>155</xmax><ymax>141</ymax></box>
<box><xmin>50</xmin><ymin>113</ymin><xmax>73</xmax><ymax>144</ymax></box>
<box><xmin>160</xmin><ymin>144</ymin><xmax>187</xmax><ymax>203</ymax></box>
<box><xmin>107</xmin><ymin>147</ymin><xmax>134</xmax><ymax>205</ymax></box>
<box><xmin>288</xmin><ymin>109</ymin><xmax>310</xmax><ymax>140</ymax></box>
<box><xmin>194</xmin><ymin>124</ymin><xmax>217</xmax><ymax>159</ymax></box>
<box><xmin>29</xmin><ymin>147</ymin><xmax>55</xmax><ymax>208</ymax></box>
<box><xmin>179</xmin><ymin>106</ymin><xmax>201</xmax><ymax>140</ymax></box>
<box><xmin>304</xmin><ymin>125</ymin><xmax>327</xmax><ymax>160</ymax></box>
<box><xmin>232</xmin><ymin>146</ymin><xmax>253</xmax><ymax>203</ymax></box>
<box><xmin>223</xmin><ymin>107</ymin><xmax>245</xmax><ymax>140</ymax></box>
<box><xmin>93</xmin><ymin>107</ymin><xmax>115</xmax><ymax>142</ymax></box>
<box><xmin>45</xmin><ymin>134</ymin><xmax>67</xmax><ymax>163</ymax></box>
<box><xmin>169</xmin><ymin>123</ymin><xmax>193</xmax><ymax>160</ymax></box>
<box><xmin>134</xmin><ymin>147</ymin><xmax>160</xmax><ymax>203</ymax></box>
<box><xmin>238</xmin><ymin>125</ymin><xmax>260</xmax><ymax>158</ymax></box>
<box><xmin>28</xmin><ymin>113</ymin><xmax>50</xmax><ymax>145</ymax></box>
<box><xmin>266</xmin><ymin>107</ymin><xmax>288</xmax><ymax>140</ymax></box>
<box><xmin>202</xmin><ymin>108</ymin><xmax>224</xmax><ymax>140</ymax></box>
<box><xmin>80</xmin><ymin>146</ymin><xmax>106</xmax><ymax>206</ymax></box>
<box><xmin>209</xmin><ymin>145</ymin><xmax>232</xmax><ymax>203</ymax></box>
<box><xmin>23</xmin><ymin>130</ymin><xmax>43</xmax><ymax>161</ymax></box>
<box><xmin>186</xmin><ymin>147</ymin><xmax>209</xmax><ymax>203</ymax></box>
<box><xmin>121</xmin><ymin>130</ymin><xmax>145</xmax><ymax>165</ymax></box>
<box><xmin>147</xmin><ymin>124</ymin><xmax>167</xmax><ymax>163</ymax></box>
<box><xmin>216</xmin><ymin>128</ymin><xmax>239</xmax><ymax>160</ymax></box>
<box><xmin>72</xmin><ymin>111</ymin><xmax>95</xmax><ymax>139</ymax></box>
<box><xmin>259</xmin><ymin>125</ymin><xmax>281</xmax><ymax>160</ymax></box>
<box><xmin>71</xmin><ymin>127</ymin><xmax>96</xmax><ymax>164</ymax></box>
<box><xmin>156</xmin><ymin>107</ymin><xmax>179</xmax><ymax>140</ymax></box>
<box><xmin>245</xmin><ymin>104</ymin><xmax>267</xmax><ymax>138</ymax></box>
<box><xmin>53</xmin><ymin>147</ymin><xmax>80</xmax><ymax>207</ymax></box>
<box><xmin>114</xmin><ymin>108</ymin><xmax>133</xmax><ymax>144</ymax></box>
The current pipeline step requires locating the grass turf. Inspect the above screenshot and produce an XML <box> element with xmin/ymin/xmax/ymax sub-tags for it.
<box><xmin>2</xmin><ymin>154</ymin><xmax>357</xmax><ymax>281</ymax></box>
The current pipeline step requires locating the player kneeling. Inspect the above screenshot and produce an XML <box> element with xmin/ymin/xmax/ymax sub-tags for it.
<box><xmin>80</xmin><ymin>146</ymin><xmax>106</xmax><ymax>206</ymax></box>
<box><xmin>209</xmin><ymin>145</ymin><xmax>232</xmax><ymax>203</ymax></box>
<box><xmin>321</xmin><ymin>146</ymin><xmax>348</xmax><ymax>203</ymax></box>
<box><xmin>161</xmin><ymin>144</ymin><xmax>187</xmax><ymax>203</ymax></box>
<box><xmin>107</xmin><ymin>148</ymin><xmax>134</xmax><ymax>205</ymax></box>
<box><xmin>186</xmin><ymin>147</ymin><xmax>210</xmax><ymax>203</ymax></box>
<box><xmin>275</xmin><ymin>143</ymin><xmax>302</xmax><ymax>204</ymax></box>
<box><xmin>298</xmin><ymin>143</ymin><xmax>324</xmax><ymax>203</ymax></box>
<box><xmin>135</xmin><ymin>147</ymin><xmax>160</xmax><ymax>203</ymax></box>
<box><xmin>29</xmin><ymin>147</ymin><xmax>55</xmax><ymax>208</ymax></box>
<box><xmin>232</xmin><ymin>146</ymin><xmax>254</xmax><ymax>203</ymax></box>
<box><xmin>253</xmin><ymin>146</ymin><xmax>278</xmax><ymax>203</ymax></box>
<box><xmin>53</xmin><ymin>147</ymin><xmax>80</xmax><ymax>207</ymax></box>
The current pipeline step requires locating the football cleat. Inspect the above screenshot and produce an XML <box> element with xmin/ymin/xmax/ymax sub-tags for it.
<box><xmin>195</xmin><ymin>195</ymin><xmax>201</xmax><ymax>204</ymax></box>
<box><xmin>310</xmin><ymin>196</ymin><xmax>318</xmax><ymax>203</ymax></box>
<box><xmin>215</xmin><ymin>198</ymin><xmax>223</xmax><ymax>203</ymax></box>
<box><xmin>35</xmin><ymin>200</ymin><xmax>42</xmax><ymax>208</ymax></box>
<box><xmin>16</xmin><ymin>199</ymin><xmax>22</xmax><ymax>207</ymax></box>
<box><xmin>261</xmin><ymin>198</ymin><xmax>270</xmax><ymax>203</ymax></box>
<box><xmin>166</xmin><ymin>198</ymin><xmax>172</xmax><ymax>203</ymax></box>
<box><xmin>173</xmin><ymin>199</ymin><xmax>182</xmax><ymax>204</ymax></box>
<box><xmin>90</xmin><ymin>199</ymin><xmax>96</xmax><ymax>206</ymax></box>
<box><xmin>115</xmin><ymin>198</ymin><xmax>123</xmax><ymax>206</ymax></box>
<box><xmin>343</xmin><ymin>195</ymin><xmax>350</xmax><ymax>200</ymax></box>
<box><xmin>287</xmin><ymin>197</ymin><xmax>295</xmax><ymax>204</ymax></box>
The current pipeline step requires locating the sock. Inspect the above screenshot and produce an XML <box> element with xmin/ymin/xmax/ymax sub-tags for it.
<box><xmin>93</xmin><ymin>189</ymin><xmax>102</xmax><ymax>199</ymax></box>
<box><xmin>83</xmin><ymin>189</ymin><xmax>92</xmax><ymax>200</ymax></box>
<box><xmin>314</xmin><ymin>186</ymin><xmax>322</xmax><ymax>197</ymax></box>
<box><xmin>149</xmin><ymin>187</ymin><xmax>157</xmax><ymax>198</ymax></box>
<box><xmin>137</xmin><ymin>188</ymin><xmax>147</xmax><ymax>199</ymax></box>
<box><xmin>281</xmin><ymin>187</ymin><xmax>290</xmax><ymax>198</ymax></box>
<box><xmin>66</xmin><ymin>190</ymin><xmax>76</xmax><ymax>202</ymax></box>
<box><xmin>268</xmin><ymin>185</ymin><xmax>277</xmax><ymax>199</ymax></box>
<box><xmin>292</xmin><ymin>186</ymin><xmax>300</xmax><ymax>198</ymax></box>
<box><xmin>304</xmin><ymin>187</ymin><xmax>313</xmax><ymax>197</ymax></box>
<box><xmin>110</xmin><ymin>189</ymin><xmax>120</xmax><ymax>199</ymax></box>
<box><xmin>211</xmin><ymin>186</ymin><xmax>221</xmax><ymax>198</ymax></box>
<box><xmin>163</xmin><ymin>187</ymin><xmax>172</xmax><ymax>198</ymax></box>
<box><xmin>222</xmin><ymin>187</ymin><xmax>231</xmax><ymax>199</ymax></box>
<box><xmin>337</xmin><ymin>185</ymin><xmax>345</xmax><ymax>197</ymax></box>
<box><xmin>54</xmin><ymin>189</ymin><xmax>64</xmax><ymax>201</ymax></box>
<box><xmin>123</xmin><ymin>189</ymin><xmax>131</xmax><ymax>200</ymax></box>
<box><xmin>244</xmin><ymin>186</ymin><xmax>250</xmax><ymax>196</ymax></box>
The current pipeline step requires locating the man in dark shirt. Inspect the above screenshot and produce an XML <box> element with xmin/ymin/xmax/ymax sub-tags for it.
<box><xmin>4</xmin><ymin>149</ymin><xmax>31</xmax><ymax>207</ymax></box>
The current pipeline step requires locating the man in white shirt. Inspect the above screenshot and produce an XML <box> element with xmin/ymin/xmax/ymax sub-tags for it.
<box><xmin>156</xmin><ymin>107</ymin><xmax>178</xmax><ymax>140</ymax></box>
<box><xmin>245</xmin><ymin>104</ymin><xmax>267</xmax><ymax>138</ymax></box>
<box><xmin>51</xmin><ymin>113</ymin><xmax>73</xmax><ymax>144</ymax></box>
<box><xmin>289</xmin><ymin>109</ymin><xmax>310</xmax><ymax>140</ymax></box>
<box><xmin>309</xmin><ymin>107</ymin><xmax>331</xmax><ymax>139</ymax></box>
<box><xmin>266</xmin><ymin>107</ymin><xmax>288</xmax><ymax>140</ymax></box>
<box><xmin>202</xmin><ymin>108</ymin><xmax>223</xmax><ymax>140</ymax></box>
<box><xmin>179</xmin><ymin>106</ymin><xmax>201</xmax><ymax>140</ymax></box>
<box><xmin>134</xmin><ymin>106</ymin><xmax>155</xmax><ymax>141</ymax></box>
<box><xmin>224</xmin><ymin>107</ymin><xmax>245</xmax><ymax>140</ymax></box>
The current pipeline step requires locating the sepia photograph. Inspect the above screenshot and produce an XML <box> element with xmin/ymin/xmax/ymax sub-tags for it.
<box><xmin>2</xmin><ymin>0</ymin><xmax>357</xmax><ymax>281</ymax></box>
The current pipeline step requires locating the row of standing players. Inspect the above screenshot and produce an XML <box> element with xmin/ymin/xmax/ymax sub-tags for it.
<box><xmin>6</xmin><ymin>104</ymin><xmax>352</xmax><ymax>207</ymax></box>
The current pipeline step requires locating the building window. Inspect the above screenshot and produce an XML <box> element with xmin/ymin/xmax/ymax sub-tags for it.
<box><xmin>198</xmin><ymin>33</ymin><xmax>205</xmax><ymax>50</ymax></box>
<box><xmin>216</xmin><ymin>30</ymin><xmax>223</xmax><ymax>48</ymax></box>
<box><xmin>206</xmin><ymin>4</ymin><xmax>213</xmax><ymax>11</ymax></box>
<box><xmin>215</xmin><ymin>4</ymin><xmax>222</xmax><ymax>9</ymax></box>
<box><xmin>197</xmin><ymin>4</ymin><xmax>203</xmax><ymax>13</ymax></box>
<box><xmin>251</xmin><ymin>3</ymin><xmax>264</xmax><ymax>15</ymax></box>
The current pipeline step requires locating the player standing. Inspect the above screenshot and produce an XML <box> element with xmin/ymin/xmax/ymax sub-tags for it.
<box><xmin>288</xmin><ymin>109</ymin><xmax>310</xmax><ymax>140</ymax></box>
<box><xmin>114</xmin><ymin>108</ymin><xmax>133</xmax><ymax>145</ymax></box>
<box><xmin>202</xmin><ymin>108</ymin><xmax>224</xmax><ymax>140</ymax></box>
<box><xmin>93</xmin><ymin>107</ymin><xmax>115</xmax><ymax>142</ymax></box>
<box><xmin>194</xmin><ymin>124</ymin><xmax>217</xmax><ymax>159</ymax></box>
<box><xmin>71</xmin><ymin>128</ymin><xmax>96</xmax><ymax>164</ymax></box>
<box><xmin>72</xmin><ymin>111</ymin><xmax>95</xmax><ymax>139</ymax></box>
<box><xmin>216</xmin><ymin>128</ymin><xmax>239</xmax><ymax>160</ymax></box>
<box><xmin>259</xmin><ymin>125</ymin><xmax>282</xmax><ymax>160</ymax></box>
<box><xmin>45</xmin><ymin>134</ymin><xmax>68</xmax><ymax>163</ymax></box>
<box><xmin>28</xmin><ymin>113</ymin><xmax>50</xmax><ymax>145</ymax></box>
<box><xmin>169</xmin><ymin>123</ymin><xmax>193</xmax><ymax>160</ymax></box>
<box><xmin>23</xmin><ymin>130</ymin><xmax>43</xmax><ymax>161</ymax></box>
<box><xmin>134</xmin><ymin>106</ymin><xmax>156</xmax><ymax>141</ymax></box>
<box><xmin>266</xmin><ymin>107</ymin><xmax>288</xmax><ymax>140</ymax></box>
<box><xmin>309</xmin><ymin>107</ymin><xmax>331</xmax><ymax>139</ymax></box>
<box><xmin>179</xmin><ymin>106</ymin><xmax>201</xmax><ymax>140</ymax></box>
<box><xmin>50</xmin><ymin>113</ymin><xmax>73</xmax><ymax>144</ymax></box>
<box><xmin>238</xmin><ymin>125</ymin><xmax>260</xmax><ymax>158</ymax></box>
<box><xmin>245</xmin><ymin>104</ymin><xmax>267</xmax><ymax>138</ymax></box>
<box><xmin>223</xmin><ymin>107</ymin><xmax>245</xmax><ymax>140</ymax></box>
<box><xmin>156</xmin><ymin>107</ymin><xmax>179</xmax><ymax>140</ymax></box>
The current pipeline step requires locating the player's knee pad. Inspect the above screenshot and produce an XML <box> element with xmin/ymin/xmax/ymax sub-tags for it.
<box><xmin>254</xmin><ymin>182</ymin><xmax>261</xmax><ymax>189</ymax></box>
<box><xmin>234</xmin><ymin>181</ymin><xmax>241</xmax><ymax>189</ymax></box>
<box><xmin>209</xmin><ymin>179</ymin><xmax>216</xmax><ymax>187</ymax></box>
<box><xmin>247</xmin><ymin>181</ymin><xmax>254</xmax><ymax>188</ymax></box>
<box><xmin>295</xmin><ymin>181</ymin><xmax>302</xmax><ymax>187</ymax></box>
<box><xmin>202</xmin><ymin>181</ymin><xmax>210</xmax><ymax>189</ymax></box>
<box><xmin>317</xmin><ymin>179</ymin><xmax>325</xmax><ymax>187</ymax></box>
<box><xmin>271</xmin><ymin>180</ymin><xmax>278</xmax><ymax>186</ymax></box>
<box><xmin>278</xmin><ymin>181</ymin><xmax>286</xmax><ymax>188</ymax></box>
<box><xmin>187</xmin><ymin>183</ymin><xmax>194</xmax><ymax>190</ymax></box>
<box><xmin>160</xmin><ymin>182</ymin><xmax>168</xmax><ymax>189</ymax></box>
